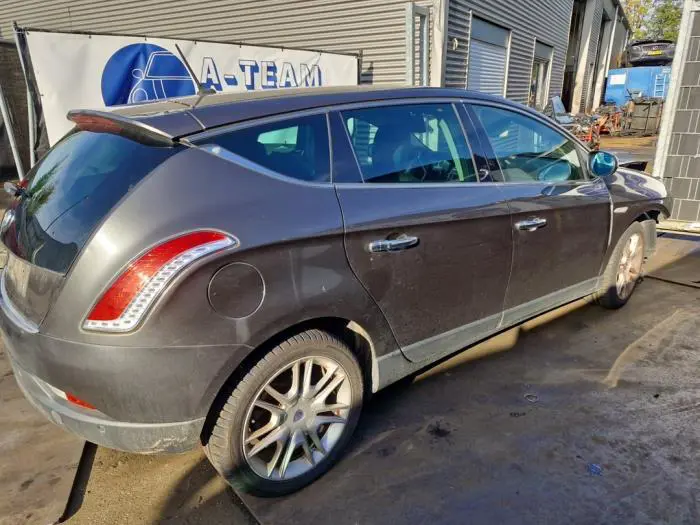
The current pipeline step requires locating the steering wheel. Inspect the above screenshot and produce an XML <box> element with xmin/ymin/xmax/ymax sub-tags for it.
<box><xmin>397</xmin><ymin>147</ymin><xmax>430</xmax><ymax>182</ymax></box>
<box><xmin>535</xmin><ymin>159</ymin><xmax>573</xmax><ymax>182</ymax></box>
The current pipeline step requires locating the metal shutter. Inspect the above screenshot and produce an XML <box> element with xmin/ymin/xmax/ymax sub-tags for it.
<box><xmin>467</xmin><ymin>39</ymin><xmax>506</xmax><ymax>96</ymax></box>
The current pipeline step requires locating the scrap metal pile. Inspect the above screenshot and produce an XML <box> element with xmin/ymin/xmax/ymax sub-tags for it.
<box><xmin>544</xmin><ymin>96</ymin><xmax>663</xmax><ymax>150</ymax></box>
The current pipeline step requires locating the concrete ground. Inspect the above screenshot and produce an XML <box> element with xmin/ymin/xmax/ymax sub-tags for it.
<box><xmin>52</xmin><ymin>235</ymin><xmax>699</xmax><ymax>525</ymax></box>
<box><xmin>0</xmin><ymin>173</ymin><xmax>85</xmax><ymax>525</ymax></box>
<box><xmin>599</xmin><ymin>136</ymin><xmax>658</xmax><ymax>172</ymax></box>
<box><xmin>0</xmin><ymin>347</ymin><xmax>84</xmax><ymax>525</ymax></box>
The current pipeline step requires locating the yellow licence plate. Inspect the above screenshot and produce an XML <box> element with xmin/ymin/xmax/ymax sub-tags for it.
<box><xmin>648</xmin><ymin>50</ymin><xmax>663</xmax><ymax>56</ymax></box>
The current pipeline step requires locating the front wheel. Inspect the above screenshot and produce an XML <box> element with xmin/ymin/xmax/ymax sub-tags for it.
<box><xmin>597</xmin><ymin>222</ymin><xmax>646</xmax><ymax>309</ymax></box>
<box><xmin>204</xmin><ymin>329</ymin><xmax>364</xmax><ymax>496</ymax></box>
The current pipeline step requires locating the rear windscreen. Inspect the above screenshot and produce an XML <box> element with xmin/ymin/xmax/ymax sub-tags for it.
<box><xmin>2</xmin><ymin>131</ymin><xmax>181</xmax><ymax>273</ymax></box>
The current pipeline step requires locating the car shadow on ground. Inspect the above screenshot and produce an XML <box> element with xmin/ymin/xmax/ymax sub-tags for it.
<box><xmin>131</xmin><ymin>297</ymin><xmax>604</xmax><ymax>524</ymax></box>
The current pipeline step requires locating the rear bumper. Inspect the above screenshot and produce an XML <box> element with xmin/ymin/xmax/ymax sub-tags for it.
<box><xmin>10</xmin><ymin>359</ymin><xmax>203</xmax><ymax>453</ymax></box>
<box><xmin>628</xmin><ymin>55</ymin><xmax>673</xmax><ymax>66</ymax></box>
<box><xmin>0</xmin><ymin>270</ymin><xmax>253</xmax><ymax>453</ymax></box>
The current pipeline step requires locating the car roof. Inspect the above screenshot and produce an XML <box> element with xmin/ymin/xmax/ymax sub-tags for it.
<box><xmin>105</xmin><ymin>86</ymin><xmax>512</xmax><ymax>138</ymax></box>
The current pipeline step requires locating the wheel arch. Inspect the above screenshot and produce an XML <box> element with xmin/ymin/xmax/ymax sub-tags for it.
<box><xmin>199</xmin><ymin>316</ymin><xmax>380</xmax><ymax>446</ymax></box>
<box><xmin>633</xmin><ymin>208</ymin><xmax>662</xmax><ymax>260</ymax></box>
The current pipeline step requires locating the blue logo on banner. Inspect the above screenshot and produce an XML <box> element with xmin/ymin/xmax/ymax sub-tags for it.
<box><xmin>101</xmin><ymin>43</ymin><xmax>196</xmax><ymax>106</ymax></box>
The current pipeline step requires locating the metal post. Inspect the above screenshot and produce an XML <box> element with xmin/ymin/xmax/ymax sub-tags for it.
<box><xmin>421</xmin><ymin>12</ymin><xmax>429</xmax><ymax>86</ymax></box>
<box><xmin>0</xmin><ymin>80</ymin><xmax>25</xmax><ymax>180</ymax></box>
<box><xmin>405</xmin><ymin>4</ymin><xmax>415</xmax><ymax>86</ymax></box>
<box><xmin>465</xmin><ymin>10</ymin><xmax>473</xmax><ymax>89</ymax></box>
<box><xmin>604</xmin><ymin>6</ymin><xmax>619</xmax><ymax>74</ymax></box>
<box><xmin>406</xmin><ymin>4</ymin><xmax>431</xmax><ymax>86</ymax></box>
<box><xmin>12</xmin><ymin>22</ymin><xmax>36</xmax><ymax>169</ymax></box>
<box><xmin>357</xmin><ymin>49</ymin><xmax>363</xmax><ymax>85</ymax></box>
<box><xmin>433</xmin><ymin>0</ymin><xmax>450</xmax><ymax>87</ymax></box>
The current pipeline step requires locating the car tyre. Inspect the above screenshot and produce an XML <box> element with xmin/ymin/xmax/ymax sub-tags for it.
<box><xmin>204</xmin><ymin>329</ymin><xmax>363</xmax><ymax>496</ymax></box>
<box><xmin>596</xmin><ymin>222</ymin><xmax>646</xmax><ymax>309</ymax></box>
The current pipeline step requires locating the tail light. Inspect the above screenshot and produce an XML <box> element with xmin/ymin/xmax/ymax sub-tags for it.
<box><xmin>83</xmin><ymin>231</ymin><xmax>237</xmax><ymax>333</ymax></box>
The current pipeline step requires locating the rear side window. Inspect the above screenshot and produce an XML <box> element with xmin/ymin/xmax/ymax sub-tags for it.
<box><xmin>4</xmin><ymin>131</ymin><xmax>180</xmax><ymax>273</ymax></box>
<box><xmin>198</xmin><ymin>114</ymin><xmax>330</xmax><ymax>183</ymax></box>
<box><xmin>342</xmin><ymin>104</ymin><xmax>477</xmax><ymax>183</ymax></box>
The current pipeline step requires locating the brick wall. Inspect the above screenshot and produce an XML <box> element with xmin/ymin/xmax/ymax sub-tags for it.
<box><xmin>665</xmin><ymin>10</ymin><xmax>700</xmax><ymax>223</ymax></box>
<box><xmin>0</xmin><ymin>41</ymin><xmax>30</xmax><ymax>174</ymax></box>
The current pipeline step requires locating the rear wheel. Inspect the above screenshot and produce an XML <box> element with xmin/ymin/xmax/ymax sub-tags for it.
<box><xmin>204</xmin><ymin>330</ymin><xmax>363</xmax><ymax>496</ymax></box>
<box><xmin>597</xmin><ymin>222</ymin><xmax>645</xmax><ymax>309</ymax></box>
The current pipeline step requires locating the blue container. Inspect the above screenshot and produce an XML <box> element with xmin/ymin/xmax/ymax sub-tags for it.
<box><xmin>604</xmin><ymin>66</ymin><xmax>672</xmax><ymax>107</ymax></box>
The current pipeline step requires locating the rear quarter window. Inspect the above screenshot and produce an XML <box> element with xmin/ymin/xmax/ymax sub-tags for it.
<box><xmin>194</xmin><ymin>113</ymin><xmax>331</xmax><ymax>183</ymax></box>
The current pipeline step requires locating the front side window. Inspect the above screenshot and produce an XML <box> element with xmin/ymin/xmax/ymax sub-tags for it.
<box><xmin>342</xmin><ymin>104</ymin><xmax>477</xmax><ymax>183</ymax></box>
<box><xmin>199</xmin><ymin>113</ymin><xmax>330</xmax><ymax>182</ymax></box>
<box><xmin>473</xmin><ymin>105</ymin><xmax>584</xmax><ymax>183</ymax></box>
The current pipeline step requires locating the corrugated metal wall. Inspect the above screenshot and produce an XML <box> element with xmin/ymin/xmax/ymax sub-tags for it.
<box><xmin>580</xmin><ymin>0</ymin><xmax>603</xmax><ymax>112</ymax></box>
<box><xmin>445</xmin><ymin>0</ymin><xmax>574</xmax><ymax>105</ymax></box>
<box><xmin>1</xmin><ymin>0</ymin><xmax>598</xmax><ymax>108</ymax></box>
<box><xmin>0</xmin><ymin>0</ymin><xmax>415</xmax><ymax>85</ymax></box>
<box><xmin>445</xmin><ymin>0</ymin><xmax>471</xmax><ymax>88</ymax></box>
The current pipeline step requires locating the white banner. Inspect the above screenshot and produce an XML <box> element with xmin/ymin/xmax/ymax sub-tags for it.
<box><xmin>24</xmin><ymin>30</ymin><xmax>359</xmax><ymax>145</ymax></box>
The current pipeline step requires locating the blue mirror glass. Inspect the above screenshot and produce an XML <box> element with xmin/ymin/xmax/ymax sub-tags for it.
<box><xmin>590</xmin><ymin>151</ymin><xmax>618</xmax><ymax>178</ymax></box>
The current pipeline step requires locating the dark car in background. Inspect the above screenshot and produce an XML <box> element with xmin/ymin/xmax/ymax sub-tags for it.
<box><xmin>624</xmin><ymin>39</ymin><xmax>676</xmax><ymax>67</ymax></box>
<box><xmin>0</xmin><ymin>87</ymin><xmax>669</xmax><ymax>497</ymax></box>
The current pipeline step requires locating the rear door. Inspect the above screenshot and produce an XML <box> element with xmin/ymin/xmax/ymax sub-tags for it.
<box><xmin>332</xmin><ymin>101</ymin><xmax>512</xmax><ymax>363</ymax></box>
<box><xmin>467</xmin><ymin>103</ymin><xmax>611</xmax><ymax>325</ymax></box>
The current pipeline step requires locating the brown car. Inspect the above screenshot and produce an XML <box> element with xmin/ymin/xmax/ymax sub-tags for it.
<box><xmin>0</xmin><ymin>87</ymin><xmax>669</xmax><ymax>496</ymax></box>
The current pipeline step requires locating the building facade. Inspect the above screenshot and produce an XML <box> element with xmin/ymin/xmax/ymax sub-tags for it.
<box><xmin>655</xmin><ymin>0</ymin><xmax>700</xmax><ymax>226</ymax></box>
<box><xmin>0</xmin><ymin>0</ymin><xmax>627</xmax><ymax>113</ymax></box>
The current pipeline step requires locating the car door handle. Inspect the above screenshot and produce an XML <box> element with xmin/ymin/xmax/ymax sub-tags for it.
<box><xmin>515</xmin><ymin>218</ymin><xmax>547</xmax><ymax>232</ymax></box>
<box><xmin>367</xmin><ymin>234</ymin><xmax>419</xmax><ymax>253</ymax></box>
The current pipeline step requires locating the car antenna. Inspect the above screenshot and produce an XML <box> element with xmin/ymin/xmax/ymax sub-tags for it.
<box><xmin>174</xmin><ymin>43</ymin><xmax>216</xmax><ymax>108</ymax></box>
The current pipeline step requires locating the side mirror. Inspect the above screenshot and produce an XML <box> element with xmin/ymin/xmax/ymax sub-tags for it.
<box><xmin>589</xmin><ymin>151</ymin><xmax>618</xmax><ymax>178</ymax></box>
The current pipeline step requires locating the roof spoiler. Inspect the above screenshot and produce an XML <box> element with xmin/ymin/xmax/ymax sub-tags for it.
<box><xmin>67</xmin><ymin>110</ymin><xmax>176</xmax><ymax>147</ymax></box>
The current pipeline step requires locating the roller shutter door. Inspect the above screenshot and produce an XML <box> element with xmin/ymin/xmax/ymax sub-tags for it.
<box><xmin>467</xmin><ymin>40</ymin><xmax>507</xmax><ymax>96</ymax></box>
<box><xmin>467</xmin><ymin>17</ymin><xmax>509</xmax><ymax>97</ymax></box>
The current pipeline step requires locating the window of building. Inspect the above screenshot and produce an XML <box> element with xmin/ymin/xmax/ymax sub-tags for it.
<box><xmin>467</xmin><ymin>17</ymin><xmax>510</xmax><ymax>97</ymax></box>
<box><xmin>342</xmin><ymin>104</ymin><xmax>477</xmax><ymax>183</ymax></box>
<box><xmin>197</xmin><ymin>114</ymin><xmax>330</xmax><ymax>182</ymax></box>
<box><xmin>530</xmin><ymin>42</ymin><xmax>553</xmax><ymax>110</ymax></box>
<box><xmin>473</xmin><ymin>105</ymin><xmax>584</xmax><ymax>183</ymax></box>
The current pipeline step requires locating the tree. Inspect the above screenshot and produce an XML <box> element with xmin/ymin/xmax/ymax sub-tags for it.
<box><xmin>645</xmin><ymin>0</ymin><xmax>683</xmax><ymax>41</ymax></box>
<box><xmin>620</xmin><ymin>0</ymin><xmax>683</xmax><ymax>42</ymax></box>
<box><xmin>621</xmin><ymin>0</ymin><xmax>652</xmax><ymax>40</ymax></box>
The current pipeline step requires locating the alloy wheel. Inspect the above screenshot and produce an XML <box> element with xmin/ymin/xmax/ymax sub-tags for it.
<box><xmin>616</xmin><ymin>233</ymin><xmax>643</xmax><ymax>300</ymax></box>
<box><xmin>242</xmin><ymin>356</ymin><xmax>352</xmax><ymax>481</ymax></box>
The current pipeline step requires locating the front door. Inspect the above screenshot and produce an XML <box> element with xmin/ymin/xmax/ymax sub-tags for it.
<box><xmin>332</xmin><ymin>102</ymin><xmax>513</xmax><ymax>363</ymax></box>
<box><xmin>467</xmin><ymin>103</ymin><xmax>611</xmax><ymax>325</ymax></box>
